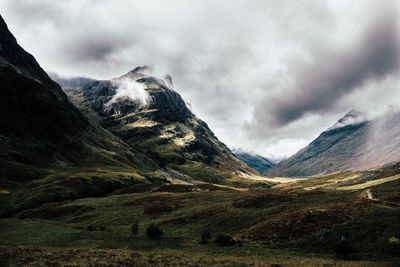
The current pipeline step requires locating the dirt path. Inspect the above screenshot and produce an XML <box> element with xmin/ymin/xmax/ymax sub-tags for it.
<box><xmin>366</xmin><ymin>189</ymin><xmax>374</xmax><ymax>200</ymax></box>
<box><xmin>365</xmin><ymin>189</ymin><xmax>400</xmax><ymax>208</ymax></box>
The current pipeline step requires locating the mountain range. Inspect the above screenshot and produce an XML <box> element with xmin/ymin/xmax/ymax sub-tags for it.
<box><xmin>1</xmin><ymin>14</ymin><xmax>400</xmax><ymax>265</ymax></box>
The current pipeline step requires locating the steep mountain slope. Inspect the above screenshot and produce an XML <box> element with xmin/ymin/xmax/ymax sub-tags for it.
<box><xmin>267</xmin><ymin>110</ymin><xmax>400</xmax><ymax>177</ymax></box>
<box><xmin>64</xmin><ymin>67</ymin><xmax>254</xmax><ymax>183</ymax></box>
<box><xmin>233</xmin><ymin>149</ymin><xmax>275</xmax><ymax>173</ymax></box>
<box><xmin>0</xmin><ymin>16</ymin><xmax>159</xmax><ymax>216</ymax></box>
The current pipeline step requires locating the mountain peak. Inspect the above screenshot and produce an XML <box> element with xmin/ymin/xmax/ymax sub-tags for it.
<box><xmin>326</xmin><ymin>110</ymin><xmax>367</xmax><ymax>132</ymax></box>
<box><xmin>130</xmin><ymin>66</ymin><xmax>150</xmax><ymax>74</ymax></box>
<box><xmin>164</xmin><ymin>74</ymin><xmax>173</xmax><ymax>87</ymax></box>
<box><xmin>117</xmin><ymin>67</ymin><xmax>175</xmax><ymax>91</ymax></box>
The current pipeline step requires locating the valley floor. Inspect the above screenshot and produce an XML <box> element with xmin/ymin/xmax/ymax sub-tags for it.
<box><xmin>0</xmin><ymin>245</ymin><xmax>392</xmax><ymax>267</ymax></box>
<box><xmin>1</xmin><ymin>174</ymin><xmax>400</xmax><ymax>266</ymax></box>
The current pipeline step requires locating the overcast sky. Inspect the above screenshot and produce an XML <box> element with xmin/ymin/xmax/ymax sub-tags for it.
<box><xmin>1</xmin><ymin>0</ymin><xmax>399</xmax><ymax>157</ymax></box>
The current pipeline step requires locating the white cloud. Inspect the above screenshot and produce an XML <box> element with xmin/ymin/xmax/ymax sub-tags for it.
<box><xmin>106</xmin><ymin>78</ymin><xmax>151</xmax><ymax>109</ymax></box>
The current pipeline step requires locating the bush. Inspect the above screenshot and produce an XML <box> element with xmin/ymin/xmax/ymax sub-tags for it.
<box><xmin>215</xmin><ymin>234</ymin><xmax>237</xmax><ymax>246</ymax></box>
<box><xmin>233</xmin><ymin>194</ymin><xmax>292</xmax><ymax>209</ymax></box>
<box><xmin>146</xmin><ymin>224</ymin><xmax>163</xmax><ymax>239</ymax></box>
<box><xmin>131</xmin><ymin>222</ymin><xmax>139</xmax><ymax>236</ymax></box>
<box><xmin>200</xmin><ymin>232</ymin><xmax>212</xmax><ymax>244</ymax></box>
<box><xmin>334</xmin><ymin>238</ymin><xmax>358</xmax><ymax>259</ymax></box>
<box><xmin>144</xmin><ymin>203</ymin><xmax>175</xmax><ymax>215</ymax></box>
<box><xmin>87</xmin><ymin>225</ymin><xmax>96</xmax><ymax>231</ymax></box>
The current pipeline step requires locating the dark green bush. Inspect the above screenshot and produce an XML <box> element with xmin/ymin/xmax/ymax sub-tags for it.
<box><xmin>146</xmin><ymin>224</ymin><xmax>163</xmax><ymax>239</ymax></box>
<box><xmin>334</xmin><ymin>238</ymin><xmax>358</xmax><ymax>259</ymax></box>
<box><xmin>200</xmin><ymin>232</ymin><xmax>212</xmax><ymax>244</ymax></box>
<box><xmin>131</xmin><ymin>222</ymin><xmax>139</xmax><ymax>236</ymax></box>
<box><xmin>215</xmin><ymin>234</ymin><xmax>237</xmax><ymax>246</ymax></box>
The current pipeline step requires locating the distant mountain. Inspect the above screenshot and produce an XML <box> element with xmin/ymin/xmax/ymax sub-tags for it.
<box><xmin>49</xmin><ymin>72</ymin><xmax>95</xmax><ymax>89</ymax></box>
<box><xmin>233</xmin><ymin>149</ymin><xmax>275</xmax><ymax>173</ymax></box>
<box><xmin>267</xmin><ymin>110</ymin><xmax>400</xmax><ymax>177</ymax></box>
<box><xmin>61</xmin><ymin>67</ymin><xmax>255</xmax><ymax>184</ymax></box>
<box><xmin>262</xmin><ymin>154</ymin><xmax>288</xmax><ymax>165</ymax></box>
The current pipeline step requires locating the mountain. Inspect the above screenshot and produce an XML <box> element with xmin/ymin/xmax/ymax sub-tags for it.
<box><xmin>233</xmin><ymin>149</ymin><xmax>275</xmax><ymax>173</ymax></box>
<box><xmin>49</xmin><ymin>72</ymin><xmax>95</xmax><ymax>89</ymax></box>
<box><xmin>267</xmin><ymin>110</ymin><xmax>400</xmax><ymax>177</ymax></box>
<box><xmin>0</xmin><ymin>14</ymin><xmax>264</xmax><ymax>219</ymax></box>
<box><xmin>0</xmin><ymin>15</ymin><xmax>160</xmax><ymax>216</ymax></box>
<box><xmin>61</xmin><ymin>67</ymin><xmax>254</xmax><ymax>184</ymax></box>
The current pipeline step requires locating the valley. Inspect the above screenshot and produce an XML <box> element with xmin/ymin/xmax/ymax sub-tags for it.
<box><xmin>0</xmin><ymin>5</ymin><xmax>400</xmax><ymax>266</ymax></box>
<box><xmin>1</xmin><ymin>163</ymin><xmax>400</xmax><ymax>266</ymax></box>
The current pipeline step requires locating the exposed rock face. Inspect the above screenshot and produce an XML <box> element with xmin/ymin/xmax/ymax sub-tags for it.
<box><xmin>267</xmin><ymin>110</ymin><xmax>400</xmax><ymax>177</ymax></box>
<box><xmin>72</xmin><ymin>67</ymin><xmax>253</xmax><ymax>181</ymax></box>
<box><xmin>83</xmin><ymin>70</ymin><xmax>191</xmax><ymax>123</ymax></box>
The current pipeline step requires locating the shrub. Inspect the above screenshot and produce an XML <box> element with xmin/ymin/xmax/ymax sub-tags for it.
<box><xmin>131</xmin><ymin>222</ymin><xmax>139</xmax><ymax>236</ymax></box>
<box><xmin>200</xmin><ymin>232</ymin><xmax>212</xmax><ymax>244</ymax></box>
<box><xmin>334</xmin><ymin>238</ymin><xmax>358</xmax><ymax>259</ymax></box>
<box><xmin>215</xmin><ymin>234</ymin><xmax>237</xmax><ymax>246</ymax></box>
<box><xmin>144</xmin><ymin>203</ymin><xmax>175</xmax><ymax>215</ymax></box>
<box><xmin>146</xmin><ymin>224</ymin><xmax>163</xmax><ymax>239</ymax></box>
<box><xmin>233</xmin><ymin>194</ymin><xmax>292</xmax><ymax>209</ymax></box>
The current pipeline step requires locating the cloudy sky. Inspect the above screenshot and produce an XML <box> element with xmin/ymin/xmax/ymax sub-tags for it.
<box><xmin>1</xmin><ymin>0</ymin><xmax>399</xmax><ymax>157</ymax></box>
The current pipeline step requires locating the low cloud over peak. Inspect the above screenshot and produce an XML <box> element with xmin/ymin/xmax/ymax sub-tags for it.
<box><xmin>1</xmin><ymin>0</ymin><xmax>399</xmax><ymax>157</ymax></box>
<box><xmin>253</xmin><ymin>8</ymin><xmax>399</xmax><ymax>127</ymax></box>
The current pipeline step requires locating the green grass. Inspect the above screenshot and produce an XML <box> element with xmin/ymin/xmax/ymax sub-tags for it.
<box><xmin>170</xmin><ymin>162</ymin><xmax>227</xmax><ymax>184</ymax></box>
<box><xmin>1</xmin><ymin>185</ymin><xmax>399</xmax><ymax>264</ymax></box>
<box><xmin>1</xmin><ymin>165</ymin><xmax>400</xmax><ymax>266</ymax></box>
<box><xmin>1</xmin><ymin>245</ymin><xmax>389</xmax><ymax>267</ymax></box>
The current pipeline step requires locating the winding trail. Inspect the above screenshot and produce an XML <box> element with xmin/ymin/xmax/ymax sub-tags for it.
<box><xmin>365</xmin><ymin>189</ymin><xmax>400</xmax><ymax>208</ymax></box>
<box><xmin>366</xmin><ymin>189</ymin><xmax>374</xmax><ymax>200</ymax></box>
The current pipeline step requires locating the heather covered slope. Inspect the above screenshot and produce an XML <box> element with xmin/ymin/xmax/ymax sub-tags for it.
<box><xmin>1</xmin><ymin>163</ymin><xmax>399</xmax><ymax>265</ymax></box>
<box><xmin>267</xmin><ymin>110</ymin><xmax>400</xmax><ymax>177</ymax></box>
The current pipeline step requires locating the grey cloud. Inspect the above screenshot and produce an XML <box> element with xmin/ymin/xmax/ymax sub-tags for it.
<box><xmin>1</xmin><ymin>0</ymin><xmax>80</xmax><ymax>29</ymax></box>
<box><xmin>1</xmin><ymin>0</ymin><xmax>399</xmax><ymax>157</ymax></box>
<box><xmin>62</xmin><ymin>34</ymin><xmax>131</xmax><ymax>63</ymax></box>
<box><xmin>254</xmin><ymin>9</ymin><xmax>400</xmax><ymax>127</ymax></box>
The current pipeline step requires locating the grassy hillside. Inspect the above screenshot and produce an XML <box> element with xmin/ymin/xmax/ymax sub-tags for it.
<box><xmin>1</xmin><ymin>165</ymin><xmax>399</xmax><ymax>266</ymax></box>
